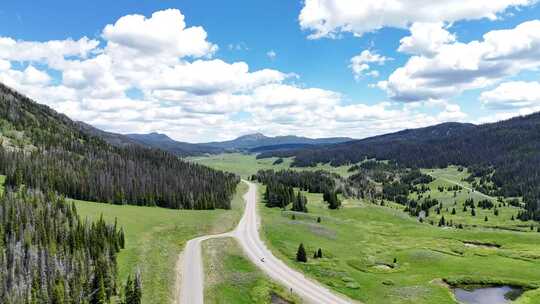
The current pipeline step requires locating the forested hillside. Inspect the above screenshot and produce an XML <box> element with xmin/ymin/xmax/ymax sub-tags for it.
<box><xmin>0</xmin><ymin>83</ymin><xmax>239</xmax><ymax>209</ymax></box>
<box><xmin>0</xmin><ymin>189</ymin><xmax>125</xmax><ymax>303</ymax></box>
<box><xmin>259</xmin><ymin>115</ymin><xmax>540</xmax><ymax>221</ymax></box>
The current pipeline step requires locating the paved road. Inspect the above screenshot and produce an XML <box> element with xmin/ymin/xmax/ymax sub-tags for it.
<box><xmin>179</xmin><ymin>180</ymin><xmax>354</xmax><ymax>304</ymax></box>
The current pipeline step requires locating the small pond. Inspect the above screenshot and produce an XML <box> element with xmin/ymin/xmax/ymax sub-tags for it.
<box><xmin>454</xmin><ymin>286</ymin><xmax>523</xmax><ymax>304</ymax></box>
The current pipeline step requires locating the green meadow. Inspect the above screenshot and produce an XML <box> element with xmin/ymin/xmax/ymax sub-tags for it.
<box><xmin>188</xmin><ymin>153</ymin><xmax>354</xmax><ymax>178</ymax></box>
<box><xmin>203</xmin><ymin>237</ymin><xmax>300</xmax><ymax>304</ymax></box>
<box><xmin>74</xmin><ymin>182</ymin><xmax>248</xmax><ymax>304</ymax></box>
<box><xmin>258</xmin><ymin>184</ymin><xmax>540</xmax><ymax>304</ymax></box>
<box><xmin>415</xmin><ymin>167</ymin><xmax>537</xmax><ymax>230</ymax></box>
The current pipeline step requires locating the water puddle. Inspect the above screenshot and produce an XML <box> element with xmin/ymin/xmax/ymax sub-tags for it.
<box><xmin>454</xmin><ymin>286</ymin><xmax>523</xmax><ymax>304</ymax></box>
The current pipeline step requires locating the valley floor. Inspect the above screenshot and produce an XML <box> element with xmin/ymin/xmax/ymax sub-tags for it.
<box><xmin>258</xmin><ymin>186</ymin><xmax>540</xmax><ymax>304</ymax></box>
<box><xmin>74</xmin><ymin>182</ymin><xmax>248</xmax><ymax>304</ymax></box>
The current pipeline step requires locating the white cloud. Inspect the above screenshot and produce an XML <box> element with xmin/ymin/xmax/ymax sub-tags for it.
<box><xmin>141</xmin><ymin>59</ymin><xmax>287</xmax><ymax>95</ymax></box>
<box><xmin>380</xmin><ymin>20</ymin><xmax>540</xmax><ymax>102</ymax></box>
<box><xmin>0</xmin><ymin>8</ymin><xmax>476</xmax><ymax>142</ymax></box>
<box><xmin>0</xmin><ymin>36</ymin><xmax>99</xmax><ymax>65</ymax></box>
<box><xmin>349</xmin><ymin>50</ymin><xmax>389</xmax><ymax>80</ymax></box>
<box><xmin>102</xmin><ymin>9</ymin><xmax>217</xmax><ymax>58</ymax></box>
<box><xmin>481</xmin><ymin>81</ymin><xmax>540</xmax><ymax>109</ymax></box>
<box><xmin>398</xmin><ymin>22</ymin><xmax>456</xmax><ymax>56</ymax></box>
<box><xmin>299</xmin><ymin>0</ymin><xmax>536</xmax><ymax>39</ymax></box>
<box><xmin>22</xmin><ymin>66</ymin><xmax>51</xmax><ymax>85</ymax></box>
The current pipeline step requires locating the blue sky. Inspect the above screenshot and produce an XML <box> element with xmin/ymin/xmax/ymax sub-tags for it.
<box><xmin>1</xmin><ymin>1</ymin><xmax>540</xmax><ymax>142</ymax></box>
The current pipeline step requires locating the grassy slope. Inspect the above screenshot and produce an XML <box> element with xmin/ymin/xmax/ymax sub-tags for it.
<box><xmin>74</xmin><ymin>182</ymin><xmax>248</xmax><ymax>304</ymax></box>
<box><xmin>203</xmin><ymin>237</ymin><xmax>300</xmax><ymax>304</ymax></box>
<box><xmin>258</xmin><ymin>185</ymin><xmax>540</xmax><ymax>304</ymax></box>
<box><xmin>189</xmin><ymin>153</ymin><xmax>354</xmax><ymax>178</ymax></box>
<box><xmin>417</xmin><ymin>167</ymin><xmax>537</xmax><ymax>230</ymax></box>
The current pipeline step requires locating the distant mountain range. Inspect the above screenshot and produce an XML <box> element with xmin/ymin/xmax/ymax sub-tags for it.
<box><xmin>199</xmin><ymin>132</ymin><xmax>353</xmax><ymax>150</ymax></box>
<box><xmin>111</xmin><ymin>131</ymin><xmax>355</xmax><ymax>156</ymax></box>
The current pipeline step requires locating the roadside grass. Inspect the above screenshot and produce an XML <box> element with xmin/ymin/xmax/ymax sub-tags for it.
<box><xmin>257</xmin><ymin>184</ymin><xmax>540</xmax><ymax>304</ymax></box>
<box><xmin>203</xmin><ymin>237</ymin><xmax>300</xmax><ymax>304</ymax></box>
<box><xmin>74</xmin><ymin>182</ymin><xmax>248</xmax><ymax>304</ymax></box>
<box><xmin>416</xmin><ymin>167</ymin><xmax>537</xmax><ymax>230</ymax></box>
<box><xmin>189</xmin><ymin>153</ymin><xmax>354</xmax><ymax>178</ymax></box>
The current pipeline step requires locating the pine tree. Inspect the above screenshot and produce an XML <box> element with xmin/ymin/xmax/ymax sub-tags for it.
<box><xmin>296</xmin><ymin>243</ymin><xmax>307</xmax><ymax>263</ymax></box>
<box><xmin>133</xmin><ymin>271</ymin><xmax>142</xmax><ymax>304</ymax></box>
<box><xmin>317</xmin><ymin>248</ymin><xmax>323</xmax><ymax>258</ymax></box>
<box><xmin>438</xmin><ymin>216</ymin><xmax>446</xmax><ymax>227</ymax></box>
<box><xmin>485</xmin><ymin>216</ymin><xmax>488</xmax><ymax>222</ymax></box>
<box><xmin>317</xmin><ymin>217</ymin><xmax>321</xmax><ymax>223</ymax></box>
<box><xmin>471</xmin><ymin>209</ymin><xmax>476</xmax><ymax>216</ymax></box>
<box><xmin>451</xmin><ymin>208</ymin><xmax>456</xmax><ymax>215</ymax></box>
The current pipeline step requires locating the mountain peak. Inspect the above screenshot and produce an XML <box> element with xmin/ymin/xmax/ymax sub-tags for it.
<box><xmin>236</xmin><ymin>132</ymin><xmax>268</xmax><ymax>141</ymax></box>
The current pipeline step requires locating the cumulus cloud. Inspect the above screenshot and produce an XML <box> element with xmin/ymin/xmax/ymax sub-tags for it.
<box><xmin>102</xmin><ymin>9</ymin><xmax>217</xmax><ymax>58</ymax></box>
<box><xmin>0</xmin><ymin>8</ymin><xmax>470</xmax><ymax>142</ymax></box>
<box><xmin>349</xmin><ymin>50</ymin><xmax>389</xmax><ymax>79</ymax></box>
<box><xmin>299</xmin><ymin>0</ymin><xmax>536</xmax><ymax>39</ymax></box>
<box><xmin>481</xmin><ymin>81</ymin><xmax>540</xmax><ymax>109</ymax></box>
<box><xmin>379</xmin><ymin>20</ymin><xmax>540</xmax><ymax>102</ymax></box>
<box><xmin>0</xmin><ymin>36</ymin><xmax>99</xmax><ymax>65</ymax></box>
<box><xmin>398</xmin><ymin>22</ymin><xmax>456</xmax><ymax>56</ymax></box>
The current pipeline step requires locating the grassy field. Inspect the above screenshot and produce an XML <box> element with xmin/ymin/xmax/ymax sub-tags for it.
<box><xmin>74</xmin><ymin>182</ymin><xmax>248</xmax><ymax>304</ymax></box>
<box><xmin>189</xmin><ymin>153</ymin><xmax>354</xmax><ymax>178</ymax></box>
<box><xmin>258</xmin><ymin>185</ymin><xmax>540</xmax><ymax>304</ymax></box>
<box><xmin>203</xmin><ymin>237</ymin><xmax>300</xmax><ymax>304</ymax></box>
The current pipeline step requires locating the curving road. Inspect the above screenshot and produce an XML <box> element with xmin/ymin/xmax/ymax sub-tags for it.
<box><xmin>179</xmin><ymin>180</ymin><xmax>353</xmax><ymax>304</ymax></box>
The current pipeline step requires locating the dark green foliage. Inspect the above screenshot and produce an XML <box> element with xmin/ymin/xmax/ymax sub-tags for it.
<box><xmin>264</xmin><ymin>182</ymin><xmax>294</xmax><ymax>208</ymax></box>
<box><xmin>0</xmin><ymin>83</ymin><xmax>239</xmax><ymax>210</ymax></box>
<box><xmin>317</xmin><ymin>248</ymin><xmax>323</xmax><ymax>259</ymax></box>
<box><xmin>323</xmin><ymin>190</ymin><xmax>341</xmax><ymax>209</ymax></box>
<box><xmin>254</xmin><ymin>169</ymin><xmax>336</xmax><ymax>194</ymax></box>
<box><xmin>291</xmin><ymin>191</ymin><xmax>308</xmax><ymax>213</ymax></box>
<box><xmin>296</xmin><ymin>243</ymin><xmax>307</xmax><ymax>263</ymax></box>
<box><xmin>478</xmin><ymin>199</ymin><xmax>494</xmax><ymax>209</ymax></box>
<box><xmin>0</xmin><ymin>188</ymin><xmax>124</xmax><ymax>303</ymax></box>
<box><xmin>272</xmin><ymin>158</ymin><xmax>284</xmax><ymax>165</ymax></box>
<box><xmin>123</xmin><ymin>271</ymin><xmax>142</xmax><ymax>304</ymax></box>
<box><xmin>451</xmin><ymin>208</ymin><xmax>456</xmax><ymax>215</ymax></box>
<box><xmin>317</xmin><ymin>217</ymin><xmax>321</xmax><ymax>223</ymax></box>
<box><xmin>438</xmin><ymin>216</ymin><xmax>446</xmax><ymax>227</ymax></box>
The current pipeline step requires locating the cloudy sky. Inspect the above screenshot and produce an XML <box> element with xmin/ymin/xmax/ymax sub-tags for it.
<box><xmin>1</xmin><ymin>1</ymin><xmax>540</xmax><ymax>142</ymax></box>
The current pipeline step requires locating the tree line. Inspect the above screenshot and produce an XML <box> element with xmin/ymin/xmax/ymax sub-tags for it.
<box><xmin>254</xmin><ymin>169</ymin><xmax>341</xmax><ymax>210</ymax></box>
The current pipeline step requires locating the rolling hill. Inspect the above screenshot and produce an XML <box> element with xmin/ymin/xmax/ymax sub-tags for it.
<box><xmin>259</xmin><ymin>114</ymin><xmax>540</xmax><ymax>221</ymax></box>
<box><xmin>0</xmin><ymin>82</ymin><xmax>239</xmax><ymax>210</ymax></box>
<box><xmin>201</xmin><ymin>132</ymin><xmax>353</xmax><ymax>150</ymax></box>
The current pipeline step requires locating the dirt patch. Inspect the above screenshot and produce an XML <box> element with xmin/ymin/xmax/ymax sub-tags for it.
<box><xmin>373</xmin><ymin>264</ymin><xmax>393</xmax><ymax>271</ymax></box>
<box><xmin>462</xmin><ymin>241</ymin><xmax>501</xmax><ymax>249</ymax></box>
